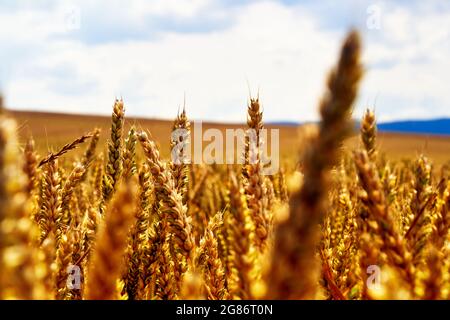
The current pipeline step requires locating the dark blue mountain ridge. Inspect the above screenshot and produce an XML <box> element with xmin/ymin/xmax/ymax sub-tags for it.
<box><xmin>376</xmin><ymin>118</ymin><xmax>450</xmax><ymax>136</ymax></box>
<box><xmin>267</xmin><ymin>118</ymin><xmax>450</xmax><ymax>136</ymax></box>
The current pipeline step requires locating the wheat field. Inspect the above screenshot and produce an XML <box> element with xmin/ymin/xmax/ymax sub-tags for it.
<box><xmin>0</xmin><ymin>30</ymin><xmax>449</xmax><ymax>300</ymax></box>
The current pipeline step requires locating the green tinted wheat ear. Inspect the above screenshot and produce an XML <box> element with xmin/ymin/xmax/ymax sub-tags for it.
<box><xmin>266</xmin><ymin>30</ymin><xmax>363</xmax><ymax>299</ymax></box>
<box><xmin>101</xmin><ymin>99</ymin><xmax>125</xmax><ymax>212</ymax></box>
<box><xmin>87</xmin><ymin>181</ymin><xmax>136</xmax><ymax>300</ymax></box>
<box><xmin>360</xmin><ymin>109</ymin><xmax>377</xmax><ymax>161</ymax></box>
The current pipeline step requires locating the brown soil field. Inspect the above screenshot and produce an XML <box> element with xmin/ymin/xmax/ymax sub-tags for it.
<box><xmin>9</xmin><ymin>110</ymin><xmax>450</xmax><ymax>167</ymax></box>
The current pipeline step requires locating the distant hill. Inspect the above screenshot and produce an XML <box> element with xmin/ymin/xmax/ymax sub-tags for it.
<box><xmin>266</xmin><ymin>121</ymin><xmax>302</xmax><ymax>127</ymax></box>
<box><xmin>270</xmin><ymin>118</ymin><xmax>450</xmax><ymax>136</ymax></box>
<box><xmin>377</xmin><ymin>119</ymin><xmax>450</xmax><ymax>136</ymax></box>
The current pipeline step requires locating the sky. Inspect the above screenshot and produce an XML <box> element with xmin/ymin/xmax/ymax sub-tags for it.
<box><xmin>0</xmin><ymin>0</ymin><xmax>449</xmax><ymax>123</ymax></box>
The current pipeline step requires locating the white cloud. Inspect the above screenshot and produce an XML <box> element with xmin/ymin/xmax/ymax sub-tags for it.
<box><xmin>358</xmin><ymin>1</ymin><xmax>450</xmax><ymax>121</ymax></box>
<box><xmin>1</xmin><ymin>0</ymin><xmax>450</xmax><ymax>123</ymax></box>
<box><xmin>128</xmin><ymin>0</ymin><xmax>212</xmax><ymax>19</ymax></box>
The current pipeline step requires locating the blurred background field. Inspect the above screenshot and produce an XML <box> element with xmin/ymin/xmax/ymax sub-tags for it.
<box><xmin>11</xmin><ymin>110</ymin><xmax>450</xmax><ymax>167</ymax></box>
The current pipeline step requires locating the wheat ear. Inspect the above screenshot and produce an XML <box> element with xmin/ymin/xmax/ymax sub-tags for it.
<box><xmin>87</xmin><ymin>181</ymin><xmax>136</xmax><ymax>300</ymax></box>
<box><xmin>100</xmin><ymin>99</ymin><xmax>125</xmax><ymax>212</ymax></box>
<box><xmin>266</xmin><ymin>30</ymin><xmax>363</xmax><ymax>299</ymax></box>
<box><xmin>39</xmin><ymin>133</ymin><xmax>93</xmax><ymax>167</ymax></box>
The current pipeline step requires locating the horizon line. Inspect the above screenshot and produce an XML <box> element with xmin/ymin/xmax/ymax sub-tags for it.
<box><xmin>7</xmin><ymin>107</ymin><xmax>450</xmax><ymax>126</ymax></box>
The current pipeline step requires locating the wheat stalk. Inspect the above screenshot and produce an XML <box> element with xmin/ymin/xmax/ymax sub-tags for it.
<box><xmin>39</xmin><ymin>133</ymin><xmax>93</xmax><ymax>167</ymax></box>
<box><xmin>266</xmin><ymin>30</ymin><xmax>363</xmax><ymax>299</ymax></box>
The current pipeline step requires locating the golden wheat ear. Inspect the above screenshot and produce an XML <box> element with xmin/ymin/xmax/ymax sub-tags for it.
<box><xmin>38</xmin><ymin>160</ymin><xmax>62</xmax><ymax>246</ymax></box>
<box><xmin>243</xmin><ymin>97</ymin><xmax>271</xmax><ymax>252</ymax></box>
<box><xmin>353</xmin><ymin>150</ymin><xmax>415</xmax><ymax>288</ymax></box>
<box><xmin>170</xmin><ymin>107</ymin><xmax>191</xmax><ymax>203</ymax></box>
<box><xmin>180</xmin><ymin>270</ymin><xmax>206</xmax><ymax>300</ymax></box>
<box><xmin>360</xmin><ymin>109</ymin><xmax>377</xmax><ymax>161</ymax></box>
<box><xmin>122</xmin><ymin>162</ymin><xmax>151</xmax><ymax>300</ymax></box>
<box><xmin>226</xmin><ymin>169</ymin><xmax>253</xmax><ymax>299</ymax></box>
<box><xmin>137</xmin><ymin>130</ymin><xmax>194</xmax><ymax>294</ymax></box>
<box><xmin>0</xmin><ymin>113</ymin><xmax>43</xmax><ymax>299</ymax></box>
<box><xmin>23</xmin><ymin>137</ymin><xmax>39</xmax><ymax>196</ymax></box>
<box><xmin>100</xmin><ymin>99</ymin><xmax>125</xmax><ymax>212</ymax></box>
<box><xmin>87</xmin><ymin>181</ymin><xmax>136</xmax><ymax>300</ymax></box>
<box><xmin>80</xmin><ymin>127</ymin><xmax>101</xmax><ymax>181</ymax></box>
<box><xmin>122</xmin><ymin>126</ymin><xmax>137</xmax><ymax>181</ymax></box>
<box><xmin>266</xmin><ymin>29</ymin><xmax>363</xmax><ymax>300</ymax></box>
<box><xmin>195</xmin><ymin>210</ymin><xmax>229</xmax><ymax>300</ymax></box>
<box><xmin>38</xmin><ymin>133</ymin><xmax>93</xmax><ymax>167</ymax></box>
<box><xmin>60</xmin><ymin>163</ymin><xmax>86</xmax><ymax>226</ymax></box>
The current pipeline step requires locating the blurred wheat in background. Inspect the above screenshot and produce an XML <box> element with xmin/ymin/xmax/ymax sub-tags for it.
<box><xmin>0</xmin><ymin>30</ymin><xmax>449</xmax><ymax>300</ymax></box>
